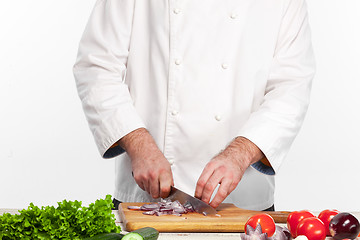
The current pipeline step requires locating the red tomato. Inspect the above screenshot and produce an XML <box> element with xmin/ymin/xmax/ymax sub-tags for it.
<box><xmin>318</xmin><ymin>209</ymin><xmax>340</xmax><ymax>236</ymax></box>
<box><xmin>287</xmin><ymin>210</ymin><xmax>315</xmax><ymax>238</ymax></box>
<box><xmin>245</xmin><ymin>213</ymin><xmax>276</xmax><ymax>237</ymax></box>
<box><xmin>296</xmin><ymin>217</ymin><xmax>326</xmax><ymax>240</ymax></box>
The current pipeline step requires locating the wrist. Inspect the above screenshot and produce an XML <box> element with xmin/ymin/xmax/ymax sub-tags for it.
<box><xmin>118</xmin><ymin>128</ymin><xmax>146</xmax><ymax>148</ymax></box>
<box><xmin>223</xmin><ymin>136</ymin><xmax>264</xmax><ymax>167</ymax></box>
<box><xmin>118</xmin><ymin>128</ymin><xmax>166</xmax><ymax>165</ymax></box>
<box><xmin>118</xmin><ymin>128</ymin><xmax>154</xmax><ymax>158</ymax></box>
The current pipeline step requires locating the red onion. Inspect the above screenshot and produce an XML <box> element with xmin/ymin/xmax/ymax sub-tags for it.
<box><xmin>270</xmin><ymin>225</ymin><xmax>292</xmax><ymax>240</ymax></box>
<box><xmin>127</xmin><ymin>199</ymin><xmax>195</xmax><ymax>216</ymax></box>
<box><xmin>240</xmin><ymin>224</ymin><xmax>268</xmax><ymax>240</ymax></box>
<box><xmin>240</xmin><ymin>224</ymin><xmax>291</xmax><ymax>240</ymax></box>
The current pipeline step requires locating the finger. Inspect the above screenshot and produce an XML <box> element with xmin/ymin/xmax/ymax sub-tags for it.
<box><xmin>195</xmin><ymin>162</ymin><xmax>216</xmax><ymax>199</ymax></box>
<box><xmin>142</xmin><ymin>177</ymin><xmax>150</xmax><ymax>195</ymax></box>
<box><xmin>209</xmin><ymin>177</ymin><xmax>232</xmax><ymax>208</ymax></box>
<box><xmin>149</xmin><ymin>177</ymin><xmax>160</xmax><ymax>199</ymax></box>
<box><xmin>137</xmin><ymin>181</ymin><xmax>145</xmax><ymax>191</ymax></box>
<box><xmin>159</xmin><ymin>171</ymin><xmax>173</xmax><ymax>198</ymax></box>
<box><xmin>228</xmin><ymin>176</ymin><xmax>241</xmax><ymax>193</ymax></box>
<box><xmin>132</xmin><ymin>171</ymin><xmax>146</xmax><ymax>191</ymax></box>
<box><xmin>200</xmin><ymin>167</ymin><xmax>225</xmax><ymax>204</ymax></box>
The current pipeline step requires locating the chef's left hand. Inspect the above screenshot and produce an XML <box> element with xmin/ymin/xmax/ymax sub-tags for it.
<box><xmin>195</xmin><ymin>137</ymin><xmax>265</xmax><ymax>208</ymax></box>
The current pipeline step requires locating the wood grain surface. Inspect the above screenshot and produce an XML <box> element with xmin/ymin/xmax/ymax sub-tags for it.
<box><xmin>119</xmin><ymin>202</ymin><xmax>290</xmax><ymax>233</ymax></box>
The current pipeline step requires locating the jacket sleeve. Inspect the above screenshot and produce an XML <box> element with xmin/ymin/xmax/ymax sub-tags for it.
<box><xmin>73</xmin><ymin>0</ymin><xmax>145</xmax><ymax>158</ymax></box>
<box><xmin>238</xmin><ymin>0</ymin><xmax>316</xmax><ymax>174</ymax></box>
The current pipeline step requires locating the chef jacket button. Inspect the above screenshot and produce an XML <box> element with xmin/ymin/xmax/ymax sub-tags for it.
<box><xmin>175</xmin><ymin>59</ymin><xmax>182</xmax><ymax>65</ymax></box>
<box><xmin>221</xmin><ymin>63</ymin><xmax>228</xmax><ymax>69</ymax></box>
<box><xmin>230</xmin><ymin>13</ymin><xmax>238</xmax><ymax>19</ymax></box>
<box><xmin>215</xmin><ymin>115</ymin><xmax>222</xmax><ymax>121</ymax></box>
<box><xmin>169</xmin><ymin>159</ymin><xmax>174</xmax><ymax>165</ymax></box>
<box><xmin>171</xmin><ymin>110</ymin><xmax>179</xmax><ymax>116</ymax></box>
<box><xmin>173</xmin><ymin>8</ymin><xmax>181</xmax><ymax>14</ymax></box>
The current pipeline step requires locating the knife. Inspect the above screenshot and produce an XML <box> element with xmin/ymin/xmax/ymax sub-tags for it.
<box><xmin>166</xmin><ymin>186</ymin><xmax>218</xmax><ymax>216</ymax></box>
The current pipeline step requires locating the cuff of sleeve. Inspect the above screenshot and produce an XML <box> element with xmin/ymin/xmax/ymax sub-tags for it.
<box><xmin>237</xmin><ymin>124</ymin><xmax>289</xmax><ymax>174</ymax></box>
<box><xmin>251</xmin><ymin>161</ymin><xmax>275</xmax><ymax>175</ymax></box>
<box><xmin>92</xmin><ymin>106</ymin><xmax>146</xmax><ymax>159</ymax></box>
<box><xmin>103</xmin><ymin>144</ymin><xmax>125</xmax><ymax>159</ymax></box>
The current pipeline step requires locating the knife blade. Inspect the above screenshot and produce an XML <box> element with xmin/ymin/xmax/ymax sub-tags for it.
<box><xmin>166</xmin><ymin>186</ymin><xmax>218</xmax><ymax>216</ymax></box>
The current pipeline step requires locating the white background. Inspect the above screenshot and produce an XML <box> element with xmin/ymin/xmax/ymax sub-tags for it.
<box><xmin>1</xmin><ymin>0</ymin><xmax>359</xmax><ymax>212</ymax></box>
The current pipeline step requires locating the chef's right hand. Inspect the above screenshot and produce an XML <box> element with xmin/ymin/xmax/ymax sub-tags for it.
<box><xmin>118</xmin><ymin>128</ymin><xmax>174</xmax><ymax>199</ymax></box>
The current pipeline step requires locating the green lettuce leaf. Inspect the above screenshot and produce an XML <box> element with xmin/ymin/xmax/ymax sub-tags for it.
<box><xmin>0</xmin><ymin>195</ymin><xmax>121</xmax><ymax>239</ymax></box>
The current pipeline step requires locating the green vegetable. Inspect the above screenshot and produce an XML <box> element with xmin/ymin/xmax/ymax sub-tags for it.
<box><xmin>0</xmin><ymin>195</ymin><xmax>121</xmax><ymax>239</ymax></box>
<box><xmin>82</xmin><ymin>232</ymin><xmax>125</xmax><ymax>240</ymax></box>
<box><xmin>121</xmin><ymin>227</ymin><xmax>159</xmax><ymax>240</ymax></box>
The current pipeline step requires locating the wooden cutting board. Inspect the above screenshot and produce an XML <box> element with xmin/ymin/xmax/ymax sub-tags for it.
<box><xmin>119</xmin><ymin>202</ymin><xmax>290</xmax><ymax>233</ymax></box>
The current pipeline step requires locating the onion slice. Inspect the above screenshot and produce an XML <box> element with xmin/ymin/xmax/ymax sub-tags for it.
<box><xmin>127</xmin><ymin>199</ymin><xmax>195</xmax><ymax>216</ymax></box>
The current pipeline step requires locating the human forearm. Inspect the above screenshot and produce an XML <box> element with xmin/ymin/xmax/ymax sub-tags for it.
<box><xmin>221</xmin><ymin>136</ymin><xmax>265</xmax><ymax>167</ymax></box>
<box><xmin>118</xmin><ymin>128</ymin><xmax>159</xmax><ymax>158</ymax></box>
<box><xmin>118</xmin><ymin>128</ymin><xmax>173</xmax><ymax>199</ymax></box>
<box><xmin>195</xmin><ymin>136</ymin><xmax>267</xmax><ymax>208</ymax></box>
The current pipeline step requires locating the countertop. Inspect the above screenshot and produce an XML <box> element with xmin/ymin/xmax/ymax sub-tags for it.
<box><xmin>1</xmin><ymin>209</ymin><xmax>360</xmax><ymax>240</ymax></box>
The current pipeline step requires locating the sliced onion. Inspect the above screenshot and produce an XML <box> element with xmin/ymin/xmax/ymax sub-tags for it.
<box><xmin>127</xmin><ymin>206</ymin><xmax>141</xmax><ymax>210</ymax></box>
<box><xmin>127</xmin><ymin>199</ymin><xmax>195</xmax><ymax>216</ymax></box>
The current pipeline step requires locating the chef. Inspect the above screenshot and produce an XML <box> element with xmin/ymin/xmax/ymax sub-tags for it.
<box><xmin>73</xmin><ymin>0</ymin><xmax>315</xmax><ymax>211</ymax></box>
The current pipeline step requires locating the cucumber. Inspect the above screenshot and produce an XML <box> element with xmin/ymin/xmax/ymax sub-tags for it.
<box><xmin>121</xmin><ymin>227</ymin><xmax>159</xmax><ymax>240</ymax></box>
<box><xmin>82</xmin><ymin>232</ymin><xmax>125</xmax><ymax>240</ymax></box>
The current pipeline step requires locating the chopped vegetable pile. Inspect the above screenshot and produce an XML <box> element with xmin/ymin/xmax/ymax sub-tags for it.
<box><xmin>0</xmin><ymin>195</ymin><xmax>121</xmax><ymax>240</ymax></box>
<box><xmin>128</xmin><ymin>199</ymin><xmax>195</xmax><ymax>216</ymax></box>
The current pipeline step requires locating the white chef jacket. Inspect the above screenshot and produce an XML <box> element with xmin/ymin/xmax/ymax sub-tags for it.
<box><xmin>73</xmin><ymin>0</ymin><xmax>315</xmax><ymax>210</ymax></box>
